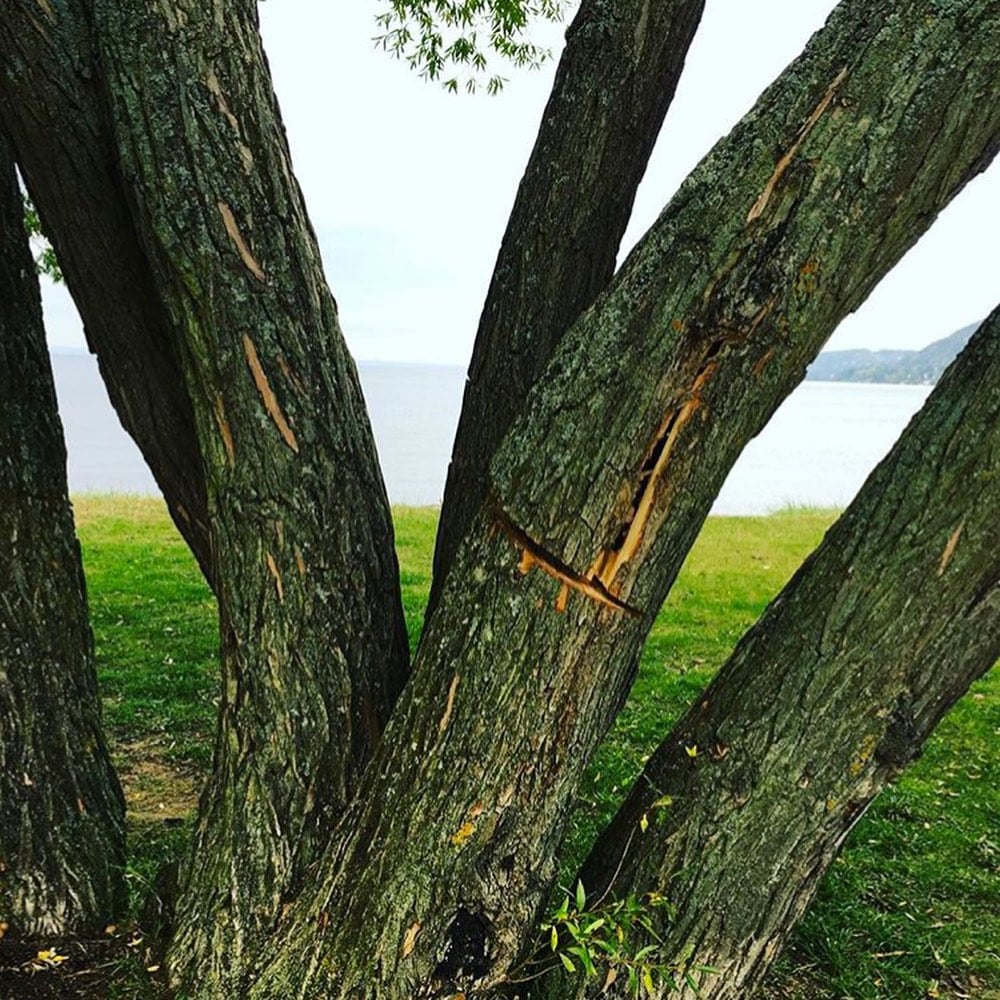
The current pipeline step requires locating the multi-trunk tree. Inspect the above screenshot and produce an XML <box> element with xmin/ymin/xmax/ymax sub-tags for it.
<box><xmin>0</xmin><ymin>0</ymin><xmax>996</xmax><ymax>998</ymax></box>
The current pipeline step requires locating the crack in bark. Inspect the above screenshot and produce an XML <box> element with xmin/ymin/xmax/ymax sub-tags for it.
<box><xmin>746</xmin><ymin>66</ymin><xmax>849</xmax><ymax>224</ymax></box>
<box><xmin>588</xmin><ymin>350</ymin><xmax>721</xmax><ymax>592</ymax></box>
<box><xmin>492</xmin><ymin>499</ymin><xmax>641</xmax><ymax>619</ymax></box>
<box><xmin>938</xmin><ymin>521</ymin><xmax>964</xmax><ymax>575</ymax></box>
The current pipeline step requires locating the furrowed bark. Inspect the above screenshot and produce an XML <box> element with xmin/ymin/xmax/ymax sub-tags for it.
<box><xmin>249</xmin><ymin>3</ymin><xmax>1000</xmax><ymax>997</ymax></box>
<box><xmin>0</xmin><ymin>133</ymin><xmax>125</xmax><ymax>935</ymax></box>
<box><xmin>0</xmin><ymin>0</ymin><xmax>212</xmax><ymax>581</ymax></box>
<box><xmin>76</xmin><ymin>0</ymin><xmax>411</xmax><ymax>988</ymax></box>
<box><xmin>430</xmin><ymin>0</ymin><xmax>706</xmax><ymax>610</ymax></box>
<box><xmin>542</xmin><ymin>305</ymin><xmax>1000</xmax><ymax>1000</ymax></box>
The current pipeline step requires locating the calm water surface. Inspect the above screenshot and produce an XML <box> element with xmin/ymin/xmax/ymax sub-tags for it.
<box><xmin>50</xmin><ymin>352</ymin><xmax>931</xmax><ymax>515</ymax></box>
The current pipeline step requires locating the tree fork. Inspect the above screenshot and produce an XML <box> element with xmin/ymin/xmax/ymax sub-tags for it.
<box><xmin>0</xmin><ymin>0</ymin><xmax>213</xmax><ymax>581</ymax></box>
<box><xmin>431</xmin><ymin>0</ymin><xmax>706</xmax><ymax>610</ymax></box>
<box><xmin>248</xmin><ymin>3</ymin><xmax>1000</xmax><ymax>998</ymax></box>
<box><xmin>0</xmin><ymin>132</ymin><xmax>125</xmax><ymax>936</ymax></box>
<box><xmin>544</xmin><ymin>304</ymin><xmax>1000</xmax><ymax>999</ymax></box>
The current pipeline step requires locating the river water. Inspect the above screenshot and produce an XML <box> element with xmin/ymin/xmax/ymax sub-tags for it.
<box><xmin>50</xmin><ymin>352</ymin><xmax>931</xmax><ymax>515</ymax></box>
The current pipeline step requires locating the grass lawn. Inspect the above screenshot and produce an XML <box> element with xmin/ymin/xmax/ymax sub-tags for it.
<box><xmin>65</xmin><ymin>497</ymin><xmax>1000</xmax><ymax>998</ymax></box>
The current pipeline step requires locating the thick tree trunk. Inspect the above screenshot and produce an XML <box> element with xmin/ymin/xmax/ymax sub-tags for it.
<box><xmin>0</xmin><ymin>0</ymin><xmax>212</xmax><ymax>581</ymax></box>
<box><xmin>538</xmin><ymin>305</ymin><xmax>1000</xmax><ymax>1000</ymax></box>
<box><xmin>0</xmin><ymin>0</ymin><xmax>411</xmax><ymax>982</ymax></box>
<box><xmin>69</xmin><ymin>0</ymin><xmax>412</xmax><ymax>988</ymax></box>
<box><xmin>0</xmin><ymin>133</ymin><xmax>125</xmax><ymax>936</ymax></box>
<box><xmin>248</xmin><ymin>3</ymin><xmax>1000</xmax><ymax>997</ymax></box>
<box><xmin>431</xmin><ymin>0</ymin><xmax>705</xmax><ymax>609</ymax></box>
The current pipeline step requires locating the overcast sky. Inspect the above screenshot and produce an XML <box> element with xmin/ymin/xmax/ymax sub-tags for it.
<box><xmin>42</xmin><ymin>0</ymin><xmax>999</xmax><ymax>365</ymax></box>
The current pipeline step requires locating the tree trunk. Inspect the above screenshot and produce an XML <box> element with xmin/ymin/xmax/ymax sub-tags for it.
<box><xmin>431</xmin><ymin>0</ymin><xmax>705</xmax><ymax>610</ymax></box>
<box><xmin>0</xmin><ymin>0</ymin><xmax>412</xmax><ymax>983</ymax></box>
<box><xmin>73</xmin><ymin>0</ymin><xmax>411</xmax><ymax>987</ymax></box>
<box><xmin>0</xmin><ymin>0</ymin><xmax>212</xmax><ymax>581</ymax></box>
<box><xmin>247</xmin><ymin>3</ymin><xmax>1000</xmax><ymax>997</ymax></box>
<box><xmin>0</xmin><ymin>132</ymin><xmax>125</xmax><ymax>936</ymax></box>
<box><xmin>539</xmin><ymin>304</ymin><xmax>1000</xmax><ymax>1000</ymax></box>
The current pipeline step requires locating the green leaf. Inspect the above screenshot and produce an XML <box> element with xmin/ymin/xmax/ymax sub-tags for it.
<box><xmin>576</xmin><ymin>880</ymin><xmax>586</xmax><ymax>912</ymax></box>
<box><xmin>642</xmin><ymin>966</ymin><xmax>655</xmax><ymax>996</ymax></box>
<box><xmin>559</xmin><ymin>952</ymin><xmax>576</xmax><ymax>974</ymax></box>
<box><xmin>550</xmin><ymin>925</ymin><xmax>558</xmax><ymax>951</ymax></box>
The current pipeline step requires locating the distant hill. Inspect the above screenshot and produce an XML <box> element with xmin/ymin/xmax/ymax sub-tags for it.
<box><xmin>807</xmin><ymin>322</ymin><xmax>979</xmax><ymax>385</ymax></box>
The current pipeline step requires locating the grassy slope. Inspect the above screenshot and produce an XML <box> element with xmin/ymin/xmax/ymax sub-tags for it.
<box><xmin>73</xmin><ymin>498</ymin><xmax>998</xmax><ymax>999</ymax></box>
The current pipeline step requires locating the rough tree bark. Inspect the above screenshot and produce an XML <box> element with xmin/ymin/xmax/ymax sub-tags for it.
<box><xmin>2</xmin><ymin>0</ymin><xmax>998</xmax><ymax>994</ymax></box>
<box><xmin>431</xmin><ymin>0</ymin><xmax>706</xmax><ymax>608</ymax></box>
<box><xmin>0</xmin><ymin>133</ymin><xmax>124</xmax><ymax>936</ymax></box>
<box><xmin>89</xmin><ymin>0</ymin><xmax>412</xmax><ymax>985</ymax></box>
<box><xmin>247</xmin><ymin>3</ymin><xmax>1000</xmax><ymax>997</ymax></box>
<box><xmin>0</xmin><ymin>0</ymin><xmax>411</xmax><ymax>980</ymax></box>
<box><xmin>0</xmin><ymin>0</ymin><xmax>212</xmax><ymax>580</ymax></box>
<box><xmin>530</xmin><ymin>304</ymin><xmax>1000</xmax><ymax>999</ymax></box>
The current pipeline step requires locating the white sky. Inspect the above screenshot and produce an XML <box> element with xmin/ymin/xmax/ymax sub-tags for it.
<box><xmin>42</xmin><ymin>0</ymin><xmax>999</xmax><ymax>365</ymax></box>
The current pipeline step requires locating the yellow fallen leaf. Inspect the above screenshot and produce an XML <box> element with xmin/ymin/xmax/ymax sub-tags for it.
<box><xmin>35</xmin><ymin>949</ymin><xmax>69</xmax><ymax>966</ymax></box>
<box><xmin>685</xmin><ymin>744</ymin><xmax>699</xmax><ymax>758</ymax></box>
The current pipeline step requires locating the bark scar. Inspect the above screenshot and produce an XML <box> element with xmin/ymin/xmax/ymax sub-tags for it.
<box><xmin>213</xmin><ymin>394</ymin><xmax>236</xmax><ymax>465</ymax></box>
<box><xmin>265</xmin><ymin>551</ymin><xmax>284</xmax><ymax>602</ymax></box>
<box><xmin>938</xmin><ymin>522</ymin><xmax>964</xmax><ymax>576</ymax></box>
<box><xmin>218</xmin><ymin>200</ymin><xmax>265</xmax><ymax>281</ymax></box>
<box><xmin>493</xmin><ymin>501</ymin><xmax>641</xmax><ymax>619</ymax></box>
<box><xmin>589</xmin><ymin>353</ymin><xmax>720</xmax><ymax>591</ymax></box>
<box><xmin>439</xmin><ymin>674</ymin><xmax>460</xmax><ymax>733</ymax></box>
<box><xmin>243</xmin><ymin>334</ymin><xmax>300</xmax><ymax>453</ymax></box>
<box><xmin>747</xmin><ymin>66</ymin><xmax>848</xmax><ymax>223</ymax></box>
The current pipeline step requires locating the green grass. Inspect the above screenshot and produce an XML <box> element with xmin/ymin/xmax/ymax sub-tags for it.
<box><xmin>73</xmin><ymin>497</ymin><xmax>998</xmax><ymax>999</ymax></box>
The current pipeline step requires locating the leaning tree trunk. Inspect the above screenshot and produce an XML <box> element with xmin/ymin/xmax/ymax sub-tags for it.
<box><xmin>0</xmin><ymin>0</ymin><xmax>212</xmax><ymax>581</ymax></box>
<box><xmin>0</xmin><ymin>132</ymin><xmax>125</xmax><ymax>936</ymax></box>
<box><xmin>534</xmin><ymin>304</ymin><xmax>1000</xmax><ymax>1000</ymax></box>
<box><xmin>430</xmin><ymin>0</ymin><xmax>706</xmax><ymax>608</ymax></box>
<box><xmin>248</xmin><ymin>3</ymin><xmax>1000</xmax><ymax>997</ymax></box>
<box><xmin>76</xmin><ymin>0</ymin><xmax>412</xmax><ymax>987</ymax></box>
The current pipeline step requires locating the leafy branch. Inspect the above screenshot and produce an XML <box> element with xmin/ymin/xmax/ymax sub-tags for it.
<box><xmin>374</xmin><ymin>0</ymin><xmax>568</xmax><ymax>93</ymax></box>
<box><xmin>23</xmin><ymin>195</ymin><xmax>62</xmax><ymax>282</ymax></box>
<box><xmin>525</xmin><ymin>881</ymin><xmax>717</xmax><ymax>996</ymax></box>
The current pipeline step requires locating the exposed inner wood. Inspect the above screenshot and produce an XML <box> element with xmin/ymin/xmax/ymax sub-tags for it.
<box><xmin>242</xmin><ymin>334</ymin><xmax>300</xmax><ymax>453</ymax></box>
<box><xmin>492</xmin><ymin>500</ymin><xmax>641</xmax><ymax>618</ymax></box>
<box><xmin>746</xmin><ymin>66</ymin><xmax>848</xmax><ymax>223</ymax></box>
<box><xmin>217</xmin><ymin>200</ymin><xmax>265</xmax><ymax>281</ymax></box>
<box><xmin>590</xmin><ymin>354</ymin><xmax>720</xmax><ymax>591</ymax></box>
<box><xmin>939</xmin><ymin>522</ymin><xmax>964</xmax><ymax>576</ymax></box>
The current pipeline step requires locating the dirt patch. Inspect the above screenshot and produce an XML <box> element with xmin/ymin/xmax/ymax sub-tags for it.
<box><xmin>113</xmin><ymin>738</ymin><xmax>200</xmax><ymax>824</ymax></box>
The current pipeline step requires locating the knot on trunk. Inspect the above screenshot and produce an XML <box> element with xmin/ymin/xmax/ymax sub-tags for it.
<box><xmin>875</xmin><ymin>700</ymin><xmax>921</xmax><ymax>773</ymax></box>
